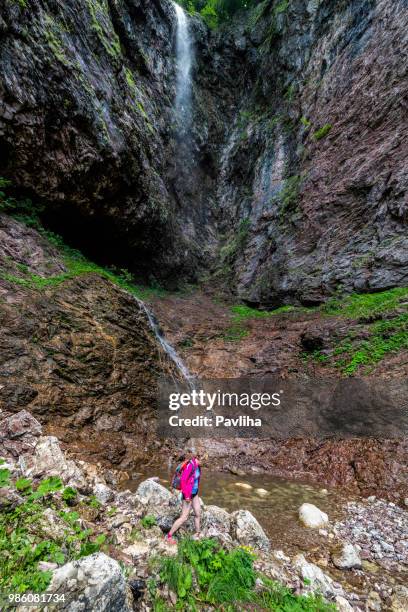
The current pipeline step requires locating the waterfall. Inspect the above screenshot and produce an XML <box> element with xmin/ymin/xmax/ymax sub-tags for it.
<box><xmin>174</xmin><ymin>3</ymin><xmax>193</xmax><ymax>131</ymax></box>
<box><xmin>135</xmin><ymin>297</ymin><xmax>194</xmax><ymax>384</ymax></box>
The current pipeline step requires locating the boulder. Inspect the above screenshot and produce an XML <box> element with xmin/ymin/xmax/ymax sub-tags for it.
<box><xmin>203</xmin><ymin>505</ymin><xmax>232</xmax><ymax>541</ymax></box>
<box><xmin>331</xmin><ymin>543</ymin><xmax>362</xmax><ymax>570</ymax></box>
<box><xmin>135</xmin><ymin>478</ymin><xmax>173</xmax><ymax>506</ymax></box>
<box><xmin>18</xmin><ymin>435</ymin><xmax>87</xmax><ymax>491</ymax></box>
<box><xmin>293</xmin><ymin>554</ymin><xmax>342</xmax><ymax>598</ymax></box>
<box><xmin>299</xmin><ymin>503</ymin><xmax>329</xmax><ymax>528</ymax></box>
<box><xmin>231</xmin><ymin>509</ymin><xmax>270</xmax><ymax>551</ymax></box>
<box><xmin>0</xmin><ymin>410</ymin><xmax>42</xmax><ymax>458</ymax></box>
<box><xmin>45</xmin><ymin>553</ymin><xmax>132</xmax><ymax>611</ymax></box>
<box><xmin>135</xmin><ymin>478</ymin><xmax>179</xmax><ymax>532</ymax></box>
<box><xmin>335</xmin><ymin>595</ymin><xmax>354</xmax><ymax>612</ymax></box>
<box><xmin>94</xmin><ymin>482</ymin><xmax>114</xmax><ymax>504</ymax></box>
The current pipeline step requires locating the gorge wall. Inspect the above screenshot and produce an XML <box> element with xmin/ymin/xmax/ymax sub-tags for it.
<box><xmin>1</xmin><ymin>0</ymin><xmax>407</xmax><ymax>304</ymax></box>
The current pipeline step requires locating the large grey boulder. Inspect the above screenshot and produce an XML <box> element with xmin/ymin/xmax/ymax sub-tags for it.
<box><xmin>135</xmin><ymin>478</ymin><xmax>173</xmax><ymax>506</ymax></box>
<box><xmin>45</xmin><ymin>553</ymin><xmax>132</xmax><ymax>611</ymax></box>
<box><xmin>231</xmin><ymin>509</ymin><xmax>270</xmax><ymax>551</ymax></box>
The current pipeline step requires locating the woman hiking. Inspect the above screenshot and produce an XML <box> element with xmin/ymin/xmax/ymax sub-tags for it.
<box><xmin>166</xmin><ymin>450</ymin><xmax>201</xmax><ymax>545</ymax></box>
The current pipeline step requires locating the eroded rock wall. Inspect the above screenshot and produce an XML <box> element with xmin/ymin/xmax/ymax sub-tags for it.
<box><xmin>216</xmin><ymin>0</ymin><xmax>408</xmax><ymax>305</ymax></box>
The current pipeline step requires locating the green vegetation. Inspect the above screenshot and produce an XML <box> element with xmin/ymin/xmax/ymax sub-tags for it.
<box><xmin>0</xmin><ymin>178</ymin><xmax>168</xmax><ymax>300</ymax></box>
<box><xmin>313</xmin><ymin>123</ymin><xmax>332</xmax><ymax>141</ymax></box>
<box><xmin>276</xmin><ymin>174</ymin><xmax>302</xmax><ymax>220</ymax></box>
<box><xmin>219</xmin><ymin>218</ymin><xmax>250</xmax><ymax>273</ymax></box>
<box><xmin>151</xmin><ymin>537</ymin><xmax>334</xmax><ymax>610</ymax></box>
<box><xmin>140</xmin><ymin>515</ymin><xmax>157</xmax><ymax>529</ymax></box>
<box><xmin>306</xmin><ymin>288</ymin><xmax>408</xmax><ymax>374</ymax></box>
<box><xmin>0</xmin><ymin>471</ymin><xmax>107</xmax><ymax>595</ymax></box>
<box><xmin>86</xmin><ymin>0</ymin><xmax>121</xmax><ymax>60</ymax></box>
<box><xmin>44</xmin><ymin>16</ymin><xmax>71</xmax><ymax>67</ymax></box>
<box><xmin>223</xmin><ymin>303</ymin><xmax>298</xmax><ymax>342</ymax></box>
<box><xmin>178</xmin><ymin>0</ymin><xmax>264</xmax><ymax>29</ymax></box>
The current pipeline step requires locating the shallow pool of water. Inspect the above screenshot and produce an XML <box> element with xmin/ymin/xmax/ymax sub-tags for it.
<box><xmin>123</xmin><ymin>469</ymin><xmax>348</xmax><ymax>555</ymax></box>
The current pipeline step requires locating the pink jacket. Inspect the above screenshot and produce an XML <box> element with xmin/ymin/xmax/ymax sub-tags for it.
<box><xmin>180</xmin><ymin>458</ymin><xmax>200</xmax><ymax>500</ymax></box>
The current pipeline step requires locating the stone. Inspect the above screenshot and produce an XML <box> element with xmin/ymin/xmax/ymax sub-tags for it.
<box><xmin>299</xmin><ymin>503</ymin><xmax>329</xmax><ymax>528</ymax></box>
<box><xmin>203</xmin><ymin>505</ymin><xmax>232</xmax><ymax>540</ymax></box>
<box><xmin>122</xmin><ymin>543</ymin><xmax>150</xmax><ymax>559</ymax></box>
<box><xmin>234</xmin><ymin>482</ymin><xmax>253</xmax><ymax>490</ymax></box>
<box><xmin>46</xmin><ymin>553</ymin><xmax>132</xmax><ymax>611</ymax></box>
<box><xmin>334</xmin><ymin>595</ymin><xmax>354</xmax><ymax>612</ymax></box>
<box><xmin>293</xmin><ymin>554</ymin><xmax>341</xmax><ymax>598</ymax></box>
<box><xmin>135</xmin><ymin>478</ymin><xmax>173</xmax><ymax>506</ymax></box>
<box><xmin>390</xmin><ymin>585</ymin><xmax>408</xmax><ymax>612</ymax></box>
<box><xmin>38</xmin><ymin>561</ymin><xmax>58</xmax><ymax>572</ymax></box>
<box><xmin>255</xmin><ymin>488</ymin><xmax>269</xmax><ymax>497</ymax></box>
<box><xmin>0</xmin><ymin>487</ymin><xmax>24</xmax><ymax>510</ymax></box>
<box><xmin>38</xmin><ymin>508</ymin><xmax>67</xmax><ymax>540</ymax></box>
<box><xmin>367</xmin><ymin>590</ymin><xmax>382</xmax><ymax>611</ymax></box>
<box><xmin>18</xmin><ymin>436</ymin><xmax>86</xmax><ymax>491</ymax></box>
<box><xmin>331</xmin><ymin>543</ymin><xmax>362</xmax><ymax>569</ymax></box>
<box><xmin>231</xmin><ymin>509</ymin><xmax>270</xmax><ymax>551</ymax></box>
<box><xmin>94</xmin><ymin>482</ymin><xmax>114</xmax><ymax>504</ymax></box>
<box><xmin>0</xmin><ymin>410</ymin><xmax>42</xmax><ymax>459</ymax></box>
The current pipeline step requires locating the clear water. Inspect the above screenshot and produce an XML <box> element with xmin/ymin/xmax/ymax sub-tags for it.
<box><xmin>123</xmin><ymin>469</ymin><xmax>347</xmax><ymax>555</ymax></box>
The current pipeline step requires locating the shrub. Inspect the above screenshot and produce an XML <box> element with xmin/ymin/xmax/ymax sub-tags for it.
<box><xmin>141</xmin><ymin>515</ymin><xmax>157</xmax><ymax>529</ymax></box>
<box><xmin>313</xmin><ymin>123</ymin><xmax>332</xmax><ymax>140</ymax></box>
<box><xmin>152</xmin><ymin>538</ymin><xmax>335</xmax><ymax>610</ymax></box>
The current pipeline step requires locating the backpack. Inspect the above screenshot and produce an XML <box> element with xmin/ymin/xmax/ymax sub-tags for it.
<box><xmin>171</xmin><ymin>460</ymin><xmax>188</xmax><ymax>491</ymax></box>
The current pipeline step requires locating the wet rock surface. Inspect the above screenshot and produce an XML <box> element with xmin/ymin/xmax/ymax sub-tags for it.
<box><xmin>0</xmin><ymin>215</ymin><xmax>180</xmax><ymax>471</ymax></box>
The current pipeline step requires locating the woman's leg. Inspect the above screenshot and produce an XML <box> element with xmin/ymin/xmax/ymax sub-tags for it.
<box><xmin>192</xmin><ymin>495</ymin><xmax>201</xmax><ymax>534</ymax></box>
<box><xmin>169</xmin><ymin>500</ymin><xmax>191</xmax><ymax>536</ymax></box>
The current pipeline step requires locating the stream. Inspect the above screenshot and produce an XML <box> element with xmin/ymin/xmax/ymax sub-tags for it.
<box><xmin>123</xmin><ymin>469</ymin><xmax>348</xmax><ymax>556</ymax></box>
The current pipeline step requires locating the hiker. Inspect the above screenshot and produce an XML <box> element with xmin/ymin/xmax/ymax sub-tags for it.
<box><xmin>166</xmin><ymin>449</ymin><xmax>201</xmax><ymax>545</ymax></box>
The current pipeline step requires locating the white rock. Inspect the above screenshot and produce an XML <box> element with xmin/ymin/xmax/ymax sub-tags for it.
<box><xmin>232</xmin><ymin>509</ymin><xmax>270</xmax><ymax>551</ymax></box>
<box><xmin>332</xmin><ymin>543</ymin><xmax>362</xmax><ymax>569</ymax></box>
<box><xmin>47</xmin><ymin>553</ymin><xmax>132</xmax><ymax>611</ymax></box>
<box><xmin>123</xmin><ymin>542</ymin><xmax>150</xmax><ymax>559</ymax></box>
<box><xmin>94</xmin><ymin>482</ymin><xmax>114</xmax><ymax>504</ymax></box>
<box><xmin>335</xmin><ymin>595</ymin><xmax>354</xmax><ymax>611</ymax></box>
<box><xmin>19</xmin><ymin>435</ymin><xmax>87</xmax><ymax>490</ymax></box>
<box><xmin>299</xmin><ymin>503</ymin><xmax>328</xmax><ymax>528</ymax></box>
<box><xmin>255</xmin><ymin>488</ymin><xmax>269</xmax><ymax>497</ymax></box>
<box><xmin>293</xmin><ymin>554</ymin><xmax>342</xmax><ymax>598</ymax></box>
<box><xmin>235</xmin><ymin>482</ymin><xmax>252</xmax><ymax>489</ymax></box>
<box><xmin>135</xmin><ymin>478</ymin><xmax>172</xmax><ymax>506</ymax></box>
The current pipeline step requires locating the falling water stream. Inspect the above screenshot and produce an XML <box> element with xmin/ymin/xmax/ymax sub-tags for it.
<box><xmin>135</xmin><ymin>297</ymin><xmax>193</xmax><ymax>383</ymax></box>
<box><xmin>174</xmin><ymin>3</ymin><xmax>193</xmax><ymax>131</ymax></box>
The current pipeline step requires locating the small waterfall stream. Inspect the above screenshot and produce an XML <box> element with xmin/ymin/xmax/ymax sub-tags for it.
<box><xmin>135</xmin><ymin>297</ymin><xmax>194</xmax><ymax>384</ymax></box>
<box><xmin>174</xmin><ymin>3</ymin><xmax>193</xmax><ymax>132</ymax></box>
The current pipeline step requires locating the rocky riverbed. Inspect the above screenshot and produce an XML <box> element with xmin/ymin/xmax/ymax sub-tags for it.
<box><xmin>1</xmin><ymin>409</ymin><xmax>407</xmax><ymax>611</ymax></box>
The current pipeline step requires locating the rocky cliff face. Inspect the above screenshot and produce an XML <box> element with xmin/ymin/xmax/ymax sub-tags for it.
<box><xmin>2</xmin><ymin>0</ymin><xmax>406</xmax><ymax>304</ymax></box>
<box><xmin>0</xmin><ymin>0</ymin><xmax>217</xmax><ymax>284</ymax></box>
<box><xmin>213</xmin><ymin>0</ymin><xmax>408</xmax><ymax>305</ymax></box>
<box><xmin>0</xmin><ymin>214</ymin><xmax>180</xmax><ymax>468</ymax></box>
